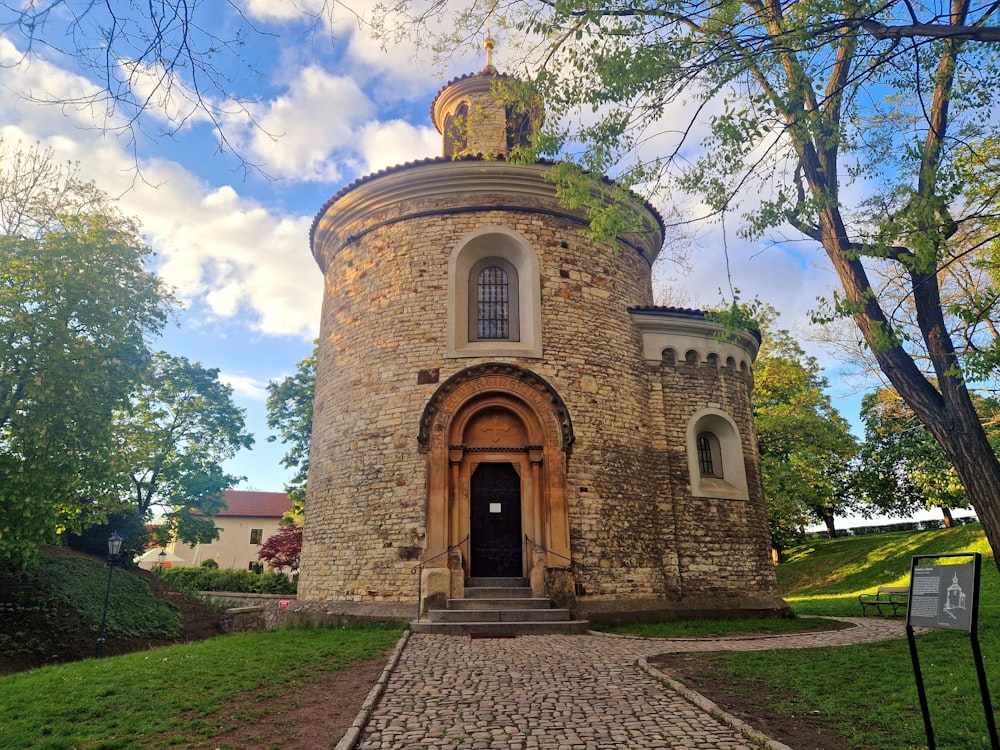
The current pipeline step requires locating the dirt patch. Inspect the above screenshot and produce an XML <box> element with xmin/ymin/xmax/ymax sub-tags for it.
<box><xmin>182</xmin><ymin>657</ymin><xmax>385</xmax><ymax>750</ymax></box>
<box><xmin>650</xmin><ymin>652</ymin><xmax>852</xmax><ymax>750</ymax></box>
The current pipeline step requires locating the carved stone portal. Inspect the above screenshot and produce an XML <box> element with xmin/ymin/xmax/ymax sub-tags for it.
<box><xmin>418</xmin><ymin>364</ymin><xmax>573</xmax><ymax>610</ymax></box>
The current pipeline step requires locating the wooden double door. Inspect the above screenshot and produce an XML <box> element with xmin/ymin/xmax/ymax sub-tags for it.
<box><xmin>469</xmin><ymin>462</ymin><xmax>523</xmax><ymax>577</ymax></box>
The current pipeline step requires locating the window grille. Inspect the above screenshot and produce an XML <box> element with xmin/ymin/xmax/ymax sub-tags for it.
<box><xmin>477</xmin><ymin>265</ymin><xmax>510</xmax><ymax>339</ymax></box>
<box><xmin>697</xmin><ymin>433</ymin><xmax>724</xmax><ymax>478</ymax></box>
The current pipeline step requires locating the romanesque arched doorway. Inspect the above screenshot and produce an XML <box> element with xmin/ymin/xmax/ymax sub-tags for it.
<box><xmin>418</xmin><ymin>364</ymin><xmax>573</xmax><ymax>594</ymax></box>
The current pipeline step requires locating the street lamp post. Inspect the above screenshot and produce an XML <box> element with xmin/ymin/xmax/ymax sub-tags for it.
<box><xmin>95</xmin><ymin>531</ymin><xmax>123</xmax><ymax>658</ymax></box>
<box><xmin>158</xmin><ymin>549</ymin><xmax>167</xmax><ymax>570</ymax></box>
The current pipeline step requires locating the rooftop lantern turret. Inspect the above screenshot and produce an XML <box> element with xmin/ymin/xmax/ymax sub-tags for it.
<box><xmin>430</xmin><ymin>37</ymin><xmax>542</xmax><ymax>160</ymax></box>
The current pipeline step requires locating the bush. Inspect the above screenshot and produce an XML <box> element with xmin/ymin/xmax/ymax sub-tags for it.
<box><xmin>200</xmin><ymin>559</ymin><xmax>219</xmax><ymax>568</ymax></box>
<box><xmin>160</xmin><ymin>566</ymin><xmax>296</xmax><ymax>595</ymax></box>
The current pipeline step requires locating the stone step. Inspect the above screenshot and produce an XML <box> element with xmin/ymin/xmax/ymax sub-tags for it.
<box><xmin>466</xmin><ymin>576</ymin><xmax>529</xmax><ymax>588</ymax></box>
<box><xmin>428</xmin><ymin>608</ymin><xmax>571</xmax><ymax>623</ymax></box>
<box><xmin>448</xmin><ymin>597</ymin><xmax>552</xmax><ymax>610</ymax></box>
<box><xmin>463</xmin><ymin>586</ymin><xmax>534</xmax><ymax>599</ymax></box>
<box><xmin>409</xmin><ymin>619</ymin><xmax>591</xmax><ymax>636</ymax></box>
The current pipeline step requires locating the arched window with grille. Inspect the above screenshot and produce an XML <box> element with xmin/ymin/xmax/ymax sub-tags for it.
<box><xmin>447</xmin><ymin>228</ymin><xmax>540</xmax><ymax>358</ymax></box>
<box><xmin>476</xmin><ymin>265</ymin><xmax>510</xmax><ymax>338</ymax></box>
<box><xmin>696</xmin><ymin>432</ymin><xmax>723</xmax><ymax>478</ymax></box>
<box><xmin>469</xmin><ymin>257</ymin><xmax>519</xmax><ymax>342</ymax></box>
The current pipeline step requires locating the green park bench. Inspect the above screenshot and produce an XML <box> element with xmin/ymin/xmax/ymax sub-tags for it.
<box><xmin>859</xmin><ymin>585</ymin><xmax>909</xmax><ymax>617</ymax></box>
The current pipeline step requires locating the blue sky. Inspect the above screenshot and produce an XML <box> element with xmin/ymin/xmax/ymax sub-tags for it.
<box><xmin>1</xmin><ymin>2</ymin><xmax>952</xmax><ymax>528</ymax></box>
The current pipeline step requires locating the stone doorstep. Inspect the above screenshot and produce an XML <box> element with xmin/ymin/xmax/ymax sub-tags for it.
<box><xmin>429</xmin><ymin>608</ymin><xmax>571</xmax><ymax>623</ymax></box>
<box><xmin>462</xmin><ymin>586</ymin><xmax>535</xmax><ymax>599</ymax></box>
<box><xmin>466</xmin><ymin>576</ymin><xmax>528</xmax><ymax>587</ymax></box>
<box><xmin>409</xmin><ymin>619</ymin><xmax>592</xmax><ymax>635</ymax></box>
<box><xmin>448</xmin><ymin>597</ymin><xmax>551</xmax><ymax>610</ymax></box>
<box><xmin>410</xmin><ymin>578</ymin><xmax>590</xmax><ymax>635</ymax></box>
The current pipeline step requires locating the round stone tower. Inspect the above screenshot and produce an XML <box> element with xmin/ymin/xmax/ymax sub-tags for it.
<box><xmin>299</xmin><ymin>50</ymin><xmax>786</xmax><ymax>622</ymax></box>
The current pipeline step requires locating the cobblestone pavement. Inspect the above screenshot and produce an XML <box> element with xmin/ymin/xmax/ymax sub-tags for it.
<box><xmin>356</xmin><ymin>618</ymin><xmax>907</xmax><ymax>750</ymax></box>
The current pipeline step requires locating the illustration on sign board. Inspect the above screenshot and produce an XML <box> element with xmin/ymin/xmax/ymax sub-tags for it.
<box><xmin>943</xmin><ymin>570</ymin><xmax>967</xmax><ymax>620</ymax></box>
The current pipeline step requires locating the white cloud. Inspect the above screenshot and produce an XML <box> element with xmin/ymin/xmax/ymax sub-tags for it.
<box><xmin>0</xmin><ymin>40</ymin><xmax>323</xmax><ymax>339</ymax></box>
<box><xmin>243</xmin><ymin>0</ymin><xmax>331</xmax><ymax>22</ymax></box>
<box><xmin>115</xmin><ymin>58</ymin><xmax>215</xmax><ymax>129</ymax></box>
<box><xmin>0</xmin><ymin>38</ymin><xmax>122</xmax><ymax>134</ymax></box>
<box><xmin>123</xmin><ymin>171</ymin><xmax>323</xmax><ymax>337</ymax></box>
<box><xmin>237</xmin><ymin>66</ymin><xmax>374</xmax><ymax>181</ymax></box>
<box><xmin>244</xmin><ymin>0</ymin><xmax>477</xmax><ymax>86</ymax></box>
<box><xmin>358</xmin><ymin>119</ymin><xmax>439</xmax><ymax>172</ymax></box>
<box><xmin>219</xmin><ymin>372</ymin><xmax>270</xmax><ymax>400</ymax></box>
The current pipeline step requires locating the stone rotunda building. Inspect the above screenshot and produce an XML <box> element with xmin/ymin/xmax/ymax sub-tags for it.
<box><xmin>298</xmin><ymin>52</ymin><xmax>787</xmax><ymax>626</ymax></box>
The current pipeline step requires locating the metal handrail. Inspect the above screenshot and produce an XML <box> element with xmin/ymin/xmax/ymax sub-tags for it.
<box><xmin>524</xmin><ymin>534</ymin><xmax>585</xmax><ymax>571</ymax></box>
<box><xmin>410</xmin><ymin>535</ymin><xmax>468</xmax><ymax>622</ymax></box>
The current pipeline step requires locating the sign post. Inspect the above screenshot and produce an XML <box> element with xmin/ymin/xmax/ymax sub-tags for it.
<box><xmin>906</xmin><ymin>552</ymin><xmax>997</xmax><ymax>750</ymax></box>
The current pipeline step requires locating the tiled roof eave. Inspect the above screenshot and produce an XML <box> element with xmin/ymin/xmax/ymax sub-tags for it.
<box><xmin>309</xmin><ymin>155</ymin><xmax>666</xmax><ymax>250</ymax></box>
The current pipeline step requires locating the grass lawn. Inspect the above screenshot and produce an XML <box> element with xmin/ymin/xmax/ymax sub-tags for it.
<box><xmin>0</xmin><ymin>625</ymin><xmax>403</xmax><ymax>750</ymax></box>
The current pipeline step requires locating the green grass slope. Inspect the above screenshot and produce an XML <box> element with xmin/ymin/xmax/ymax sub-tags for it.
<box><xmin>779</xmin><ymin>523</ymin><xmax>994</xmax><ymax>616</ymax></box>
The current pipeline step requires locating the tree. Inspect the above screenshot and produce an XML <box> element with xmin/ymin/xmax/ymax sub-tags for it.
<box><xmin>855</xmin><ymin>387</ymin><xmax>979</xmax><ymax>525</ymax></box>
<box><xmin>258</xmin><ymin>523</ymin><xmax>302</xmax><ymax>573</ymax></box>
<box><xmin>376</xmin><ymin>0</ymin><xmax>1000</xmax><ymax>565</ymax></box>
<box><xmin>0</xmin><ymin>140</ymin><xmax>115</xmax><ymax>239</ymax></box>
<box><xmin>750</xmin><ymin>314</ymin><xmax>858</xmax><ymax>547</ymax></box>
<box><xmin>1</xmin><ymin>213</ymin><xmax>171</xmax><ymax>567</ymax></box>
<box><xmin>114</xmin><ymin>352</ymin><xmax>254</xmax><ymax>547</ymax></box>
<box><xmin>265</xmin><ymin>344</ymin><xmax>316</xmax><ymax>514</ymax></box>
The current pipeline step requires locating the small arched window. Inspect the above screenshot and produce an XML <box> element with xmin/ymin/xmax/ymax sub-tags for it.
<box><xmin>696</xmin><ymin>432</ymin><xmax>723</xmax><ymax>478</ymax></box>
<box><xmin>469</xmin><ymin>257</ymin><xmax>519</xmax><ymax>341</ymax></box>
<box><xmin>443</xmin><ymin>103</ymin><xmax>469</xmax><ymax>158</ymax></box>
<box><xmin>687</xmin><ymin>409</ymin><xmax>749</xmax><ymax>500</ymax></box>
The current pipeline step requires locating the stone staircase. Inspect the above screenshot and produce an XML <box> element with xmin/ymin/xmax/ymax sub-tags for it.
<box><xmin>410</xmin><ymin>577</ymin><xmax>590</xmax><ymax>635</ymax></box>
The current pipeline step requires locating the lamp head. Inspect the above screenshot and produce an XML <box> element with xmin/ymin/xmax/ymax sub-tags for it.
<box><xmin>107</xmin><ymin>531</ymin><xmax>123</xmax><ymax>558</ymax></box>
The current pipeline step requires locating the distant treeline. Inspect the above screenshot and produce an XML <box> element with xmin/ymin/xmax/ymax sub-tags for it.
<box><xmin>806</xmin><ymin>516</ymin><xmax>980</xmax><ymax>539</ymax></box>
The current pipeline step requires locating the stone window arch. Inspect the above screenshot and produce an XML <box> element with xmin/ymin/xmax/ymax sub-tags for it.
<box><xmin>687</xmin><ymin>409</ymin><xmax>749</xmax><ymax>500</ymax></box>
<box><xmin>447</xmin><ymin>227</ymin><xmax>541</xmax><ymax>358</ymax></box>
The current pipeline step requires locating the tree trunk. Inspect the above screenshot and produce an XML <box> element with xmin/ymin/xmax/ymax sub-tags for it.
<box><xmin>813</xmin><ymin>219</ymin><xmax>1000</xmax><ymax>571</ymax></box>
<box><xmin>901</xmin><ymin>389</ymin><xmax>1000</xmax><ymax>561</ymax></box>
<box><xmin>941</xmin><ymin>505</ymin><xmax>954</xmax><ymax>528</ymax></box>
<box><xmin>823</xmin><ymin>510</ymin><xmax>837</xmax><ymax>539</ymax></box>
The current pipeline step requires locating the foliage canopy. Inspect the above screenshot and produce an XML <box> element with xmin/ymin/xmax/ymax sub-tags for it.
<box><xmin>0</xmin><ymin>212</ymin><xmax>171</xmax><ymax>567</ymax></box>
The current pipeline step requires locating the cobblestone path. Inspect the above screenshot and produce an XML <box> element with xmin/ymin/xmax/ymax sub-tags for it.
<box><xmin>356</xmin><ymin>618</ymin><xmax>906</xmax><ymax>750</ymax></box>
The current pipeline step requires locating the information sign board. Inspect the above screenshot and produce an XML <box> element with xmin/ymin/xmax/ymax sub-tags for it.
<box><xmin>907</xmin><ymin>561</ymin><xmax>977</xmax><ymax>632</ymax></box>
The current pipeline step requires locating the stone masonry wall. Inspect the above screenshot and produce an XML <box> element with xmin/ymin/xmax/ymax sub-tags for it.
<box><xmin>659</xmin><ymin>356</ymin><xmax>777</xmax><ymax>599</ymax></box>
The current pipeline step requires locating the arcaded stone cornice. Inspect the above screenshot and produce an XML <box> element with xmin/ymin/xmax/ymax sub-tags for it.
<box><xmin>630</xmin><ymin>308</ymin><xmax>760</xmax><ymax>366</ymax></box>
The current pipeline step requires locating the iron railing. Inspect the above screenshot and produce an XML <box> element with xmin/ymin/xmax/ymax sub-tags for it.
<box><xmin>524</xmin><ymin>534</ymin><xmax>585</xmax><ymax>571</ymax></box>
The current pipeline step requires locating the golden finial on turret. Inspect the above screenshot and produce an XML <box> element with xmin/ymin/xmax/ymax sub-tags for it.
<box><xmin>484</xmin><ymin>35</ymin><xmax>496</xmax><ymax>72</ymax></box>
